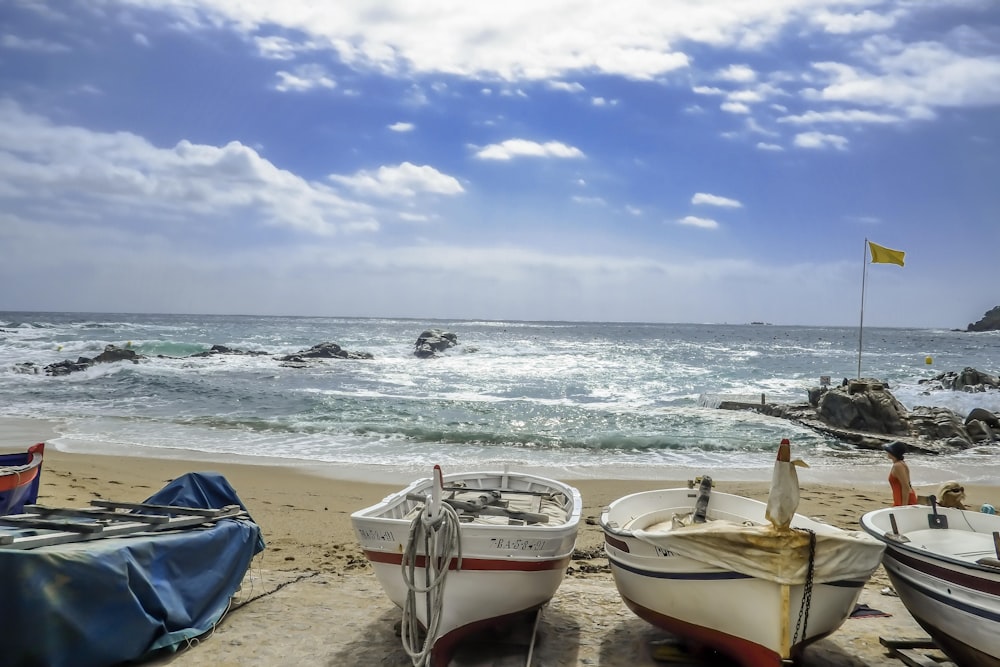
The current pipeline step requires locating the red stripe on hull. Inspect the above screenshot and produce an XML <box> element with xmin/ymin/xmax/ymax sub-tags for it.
<box><xmin>888</xmin><ymin>548</ymin><xmax>1000</xmax><ymax>597</ymax></box>
<box><xmin>621</xmin><ymin>594</ymin><xmax>787</xmax><ymax>667</ymax></box>
<box><xmin>0</xmin><ymin>465</ymin><xmax>39</xmax><ymax>493</ymax></box>
<box><xmin>364</xmin><ymin>549</ymin><xmax>570</xmax><ymax>571</ymax></box>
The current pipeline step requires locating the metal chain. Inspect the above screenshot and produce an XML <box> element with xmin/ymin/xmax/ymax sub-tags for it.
<box><xmin>793</xmin><ymin>528</ymin><xmax>816</xmax><ymax>646</ymax></box>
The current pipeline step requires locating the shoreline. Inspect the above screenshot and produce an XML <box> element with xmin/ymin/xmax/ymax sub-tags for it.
<box><xmin>5</xmin><ymin>416</ymin><xmax>999</xmax><ymax>666</ymax></box>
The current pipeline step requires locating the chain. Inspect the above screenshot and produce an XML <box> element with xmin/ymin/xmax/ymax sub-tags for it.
<box><xmin>792</xmin><ymin>528</ymin><xmax>816</xmax><ymax>646</ymax></box>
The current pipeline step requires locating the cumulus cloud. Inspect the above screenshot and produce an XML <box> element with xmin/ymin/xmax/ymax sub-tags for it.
<box><xmin>778</xmin><ymin>109</ymin><xmax>901</xmax><ymax>124</ymax></box>
<box><xmin>717</xmin><ymin>64</ymin><xmax>756</xmax><ymax>82</ymax></box>
<box><xmin>388</xmin><ymin>121</ymin><xmax>414</xmax><ymax>132</ymax></box>
<box><xmin>692</xmin><ymin>193</ymin><xmax>742</xmax><ymax>208</ymax></box>
<box><xmin>474</xmin><ymin>139</ymin><xmax>585</xmax><ymax>160</ymax></box>
<box><xmin>329</xmin><ymin>162</ymin><xmax>464</xmax><ymax>197</ymax></box>
<box><xmin>0</xmin><ymin>100</ymin><xmax>376</xmax><ymax>236</ymax></box>
<box><xmin>677</xmin><ymin>215</ymin><xmax>719</xmax><ymax>229</ymax></box>
<box><xmin>756</xmin><ymin>142</ymin><xmax>784</xmax><ymax>151</ymax></box>
<box><xmin>274</xmin><ymin>64</ymin><xmax>336</xmax><ymax>92</ymax></box>
<box><xmin>794</xmin><ymin>131</ymin><xmax>848</xmax><ymax>150</ymax></box>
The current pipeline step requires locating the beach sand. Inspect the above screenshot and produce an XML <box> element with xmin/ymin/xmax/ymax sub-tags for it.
<box><xmin>5</xmin><ymin>418</ymin><xmax>993</xmax><ymax>666</ymax></box>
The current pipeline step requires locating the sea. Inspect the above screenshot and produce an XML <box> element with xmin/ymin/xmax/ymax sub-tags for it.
<box><xmin>1</xmin><ymin>312</ymin><xmax>999</xmax><ymax>486</ymax></box>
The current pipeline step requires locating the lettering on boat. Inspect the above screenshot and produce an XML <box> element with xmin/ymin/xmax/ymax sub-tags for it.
<box><xmin>654</xmin><ymin>546</ymin><xmax>676</xmax><ymax>557</ymax></box>
<box><xmin>490</xmin><ymin>537</ymin><xmax>551</xmax><ymax>551</ymax></box>
<box><xmin>358</xmin><ymin>528</ymin><xmax>396</xmax><ymax>542</ymax></box>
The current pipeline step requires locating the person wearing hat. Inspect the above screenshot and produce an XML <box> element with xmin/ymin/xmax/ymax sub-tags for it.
<box><xmin>884</xmin><ymin>441</ymin><xmax>917</xmax><ymax>506</ymax></box>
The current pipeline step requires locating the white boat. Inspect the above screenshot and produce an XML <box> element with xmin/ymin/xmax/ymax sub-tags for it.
<box><xmin>860</xmin><ymin>500</ymin><xmax>1000</xmax><ymax>667</ymax></box>
<box><xmin>351</xmin><ymin>465</ymin><xmax>582</xmax><ymax>667</ymax></box>
<box><xmin>600</xmin><ymin>441</ymin><xmax>885</xmax><ymax>667</ymax></box>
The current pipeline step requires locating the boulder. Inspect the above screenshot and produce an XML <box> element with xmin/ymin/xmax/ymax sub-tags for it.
<box><xmin>279</xmin><ymin>342</ymin><xmax>373</xmax><ymax>363</ymax></box>
<box><xmin>414</xmin><ymin>330</ymin><xmax>458</xmax><ymax>358</ymax></box>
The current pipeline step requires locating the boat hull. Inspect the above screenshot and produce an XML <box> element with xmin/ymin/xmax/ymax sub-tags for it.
<box><xmin>0</xmin><ymin>442</ymin><xmax>44</xmax><ymax>516</ymax></box>
<box><xmin>351</xmin><ymin>470</ymin><xmax>582</xmax><ymax>666</ymax></box>
<box><xmin>602</xmin><ymin>488</ymin><xmax>883</xmax><ymax>667</ymax></box>
<box><xmin>861</xmin><ymin>505</ymin><xmax>1000</xmax><ymax>667</ymax></box>
<box><xmin>607</xmin><ymin>551</ymin><xmax>867</xmax><ymax>666</ymax></box>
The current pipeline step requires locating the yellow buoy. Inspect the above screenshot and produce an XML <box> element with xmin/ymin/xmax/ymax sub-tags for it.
<box><xmin>126</xmin><ymin>341</ymin><xmax>132</xmax><ymax>347</ymax></box>
<box><xmin>925</xmin><ymin>356</ymin><xmax>933</xmax><ymax>365</ymax></box>
<box><xmin>56</xmin><ymin>345</ymin><xmax>62</xmax><ymax>351</ymax></box>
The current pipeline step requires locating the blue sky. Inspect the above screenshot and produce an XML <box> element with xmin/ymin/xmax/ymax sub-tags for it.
<box><xmin>1</xmin><ymin>1</ymin><xmax>998</xmax><ymax>327</ymax></box>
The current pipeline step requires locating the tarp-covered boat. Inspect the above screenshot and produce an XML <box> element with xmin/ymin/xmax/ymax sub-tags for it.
<box><xmin>0</xmin><ymin>471</ymin><xmax>265</xmax><ymax>667</ymax></box>
<box><xmin>0</xmin><ymin>442</ymin><xmax>44</xmax><ymax>515</ymax></box>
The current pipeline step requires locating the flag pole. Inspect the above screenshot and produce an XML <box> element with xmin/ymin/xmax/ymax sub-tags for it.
<box><xmin>857</xmin><ymin>239</ymin><xmax>868</xmax><ymax>379</ymax></box>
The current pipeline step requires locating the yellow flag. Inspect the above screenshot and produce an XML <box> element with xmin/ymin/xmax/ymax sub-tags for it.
<box><xmin>868</xmin><ymin>241</ymin><xmax>905</xmax><ymax>266</ymax></box>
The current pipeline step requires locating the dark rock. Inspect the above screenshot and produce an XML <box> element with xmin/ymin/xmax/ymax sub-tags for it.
<box><xmin>966</xmin><ymin>407</ymin><xmax>1000</xmax><ymax>429</ymax></box>
<box><xmin>816</xmin><ymin>382</ymin><xmax>908</xmax><ymax>435</ymax></box>
<box><xmin>967</xmin><ymin>306</ymin><xmax>1000</xmax><ymax>332</ymax></box>
<box><xmin>94</xmin><ymin>344</ymin><xmax>140</xmax><ymax>364</ymax></box>
<box><xmin>919</xmin><ymin>367</ymin><xmax>999</xmax><ymax>392</ymax></box>
<box><xmin>189</xmin><ymin>344</ymin><xmax>271</xmax><ymax>358</ymax></box>
<box><xmin>279</xmin><ymin>342</ymin><xmax>373</xmax><ymax>363</ymax></box>
<box><xmin>414</xmin><ymin>330</ymin><xmax>458</xmax><ymax>358</ymax></box>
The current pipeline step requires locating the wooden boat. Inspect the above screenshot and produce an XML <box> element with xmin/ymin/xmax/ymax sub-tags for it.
<box><xmin>0</xmin><ymin>442</ymin><xmax>44</xmax><ymax>515</ymax></box>
<box><xmin>600</xmin><ymin>440</ymin><xmax>885</xmax><ymax>667</ymax></box>
<box><xmin>351</xmin><ymin>465</ymin><xmax>582</xmax><ymax>667</ymax></box>
<box><xmin>861</xmin><ymin>500</ymin><xmax>1000</xmax><ymax>667</ymax></box>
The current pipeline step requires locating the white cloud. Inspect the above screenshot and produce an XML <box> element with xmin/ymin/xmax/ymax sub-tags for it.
<box><xmin>328</xmin><ymin>162</ymin><xmax>464</xmax><ymax>197</ymax></box>
<box><xmin>133</xmin><ymin>33</ymin><xmax>150</xmax><ymax>47</ymax></box>
<box><xmin>721</xmin><ymin>101</ymin><xmax>750</xmax><ymax>114</ymax></box>
<box><xmin>274</xmin><ymin>64</ymin><xmax>336</xmax><ymax>92</ymax></box>
<box><xmin>717</xmin><ymin>64</ymin><xmax>756</xmax><ymax>83</ymax></box>
<box><xmin>0</xmin><ymin>100</ymin><xmax>376</xmax><ymax>236</ymax></box>
<box><xmin>807</xmin><ymin>36</ymin><xmax>1000</xmax><ymax>111</ymax></box>
<box><xmin>549</xmin><ymin>81</ymin><xmax>585</xmax><ymax>93</ymax></box>
<box><xmin>625</xmin><ymin>205</ymin><xmax>642</xmax><ymax>216</ymax></box>
<box><xmin>388</xmin><ymin>121</ymin><xmax>414</xmax><ymax>132</ymax></box>
<box><xmin>474</xmin><ymin>139</ymin><xmax>585</xmax><ymax>160</ymax></box>
<box><xmin>692</xmin><ymin>193</ymin><xmax>742</xmax><ymax>208</ymax></box>
<box><xmin>677</xmin><ymin>215</ymin><xmax>719</xmax><ymax>229</ymax></box>
<box><xmin>811</xmin><ymin>9</ymin><xmax>901</xmax><ymax>35</ymax></box>
<box><xmin>794</xmin><ymin>131</ymin><xmax>848</xmax><ymax>150</ymax></box>
<box><xmin>693</xmin><ymin>86</ymin><xmax>725</xmax><ymax>96</ymax></box>
<box><xmin>778</xmin><ymin>109</ymin><xmax>901</xmax><ymax>124</ymax></box>
<box><xmin>756</xmin><ymin>142</ymin><xmax>784</xmax><ymax>151</ymax></box>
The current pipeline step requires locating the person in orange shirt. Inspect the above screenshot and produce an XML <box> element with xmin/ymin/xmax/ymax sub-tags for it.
<box><xmin>884</xmin><ymin>441</ymin><xmax>917</xmax><ymax>506</ymax></box>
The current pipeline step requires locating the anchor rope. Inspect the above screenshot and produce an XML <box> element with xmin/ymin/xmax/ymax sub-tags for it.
<box><xmin>400</xmin><ymin>501</ymin><xmax>463</xmax><ymax>667</ymax></box>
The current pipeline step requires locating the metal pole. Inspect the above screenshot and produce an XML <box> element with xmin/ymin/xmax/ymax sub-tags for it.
<box><xmin>857</xmin><ymin>239</ymin><xmax>868</xmax><ymax>379</ymax></box>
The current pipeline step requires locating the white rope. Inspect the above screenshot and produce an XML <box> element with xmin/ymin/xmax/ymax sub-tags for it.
<box><xmin>400</xmin><ymin>501</ymin><xmax>463</xmax><ymax>667</ymax></box>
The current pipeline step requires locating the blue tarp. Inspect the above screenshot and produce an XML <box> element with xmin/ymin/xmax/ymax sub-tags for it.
<box><xmin>0</xmin><ymin>472</ymin><xmax>265</xmax><ymax>667</ymax></box>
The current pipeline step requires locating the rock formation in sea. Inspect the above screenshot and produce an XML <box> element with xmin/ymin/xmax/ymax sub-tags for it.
<box><xmin>967</xmin><ymin>306</ymin><xmax>1000</xmax><ymax>332</ymax></box>
<box><xmin>414</xmin><ymin>329</ymin><xmax>458</xmax><ymax>358</ymax></box>
<box><xmin>721</xmin><ymin>370</ymin><xmax>1000</xmax><ymax>455</ymax></box>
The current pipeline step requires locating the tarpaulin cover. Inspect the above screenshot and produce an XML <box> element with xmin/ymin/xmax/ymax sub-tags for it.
<box><xmin>0</xmin><ymin>472</ymin><xmax>265</xmax><ymax>667</ymax></box>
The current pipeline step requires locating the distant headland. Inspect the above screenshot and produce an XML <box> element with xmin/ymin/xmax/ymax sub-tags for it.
<box><xmin>967</xmin><ymin>306</ymin><xmax>1000</xmax><ymax>332</ymax></box>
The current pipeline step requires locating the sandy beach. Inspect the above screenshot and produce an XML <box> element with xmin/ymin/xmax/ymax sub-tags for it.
<box><xmin>4</xmin><ymin>417</ymin><xmax>995</xmax><ymax>666</ymax></box>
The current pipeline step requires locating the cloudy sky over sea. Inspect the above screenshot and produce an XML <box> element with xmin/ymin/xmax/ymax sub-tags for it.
<box><xmin>1</xmin><ymin>1</ymin><xmax>998</xmax><ymax>327</ymax></box>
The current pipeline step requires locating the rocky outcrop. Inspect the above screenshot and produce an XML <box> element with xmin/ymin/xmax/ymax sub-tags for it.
<box><xmin>968</xmin><ymin>306</ymin><xmax>1000</xmax><ymax>332</ymax></box>
<box><xmin>414</xmin><ymin>330</ymin><xmax>458</xmax><ymax>358</ymax></box>
<box><xmin>44</xmin><ymin>344</ymin><xmax>142</xmax><ymax>376</ymax></box>
<box><xmin>722</xmin><ymin>377</ymin><xmax>999</xmax><ymax>455</ymax></box>
<box><xmin>919</xmin><ymin>367</ymin><xmax>999</xmax><ymax>392</ymax></box>
<box><xmin>278</xmin><ymin>342</ymin><xmax>373</xmax><ymax>363</ymax></box>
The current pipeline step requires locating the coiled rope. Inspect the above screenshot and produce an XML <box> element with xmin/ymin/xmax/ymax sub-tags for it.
<box><xmin>400</xmin><ymin>500</ymin><xmax>463</xmax><ymax>667</ymax></box>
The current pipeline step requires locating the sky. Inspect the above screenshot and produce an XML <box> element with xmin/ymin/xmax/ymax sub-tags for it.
<box><xmin>1</xmin><ymin>1</ymin><xmax>998</xmax><ymax>328</ymax></box>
